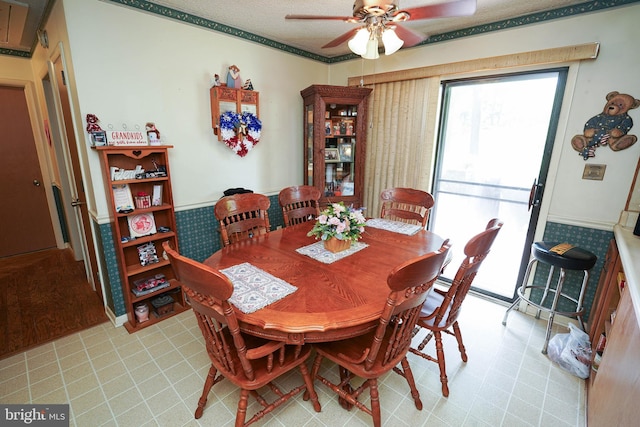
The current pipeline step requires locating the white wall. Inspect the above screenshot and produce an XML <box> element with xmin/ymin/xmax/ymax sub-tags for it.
<box><xmin>329</xmin><ymin>4</ymin><xmax>640</xmax><ymax>229</ymax></box>
<box><xmin>30</xmin><ymin>0</ymin><xmax>640</xmax><ymax>230</ymax></box>
<box><xmin>60</xmin><ymin>0</ymin><xmax>329</xmax><ymax>221</ymax></box>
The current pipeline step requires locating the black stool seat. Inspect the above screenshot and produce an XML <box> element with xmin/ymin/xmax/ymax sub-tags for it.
<box><xmin>531</xmin><ymin>242</ymin><xmax>597</xmax><ymax>271</ymax></box>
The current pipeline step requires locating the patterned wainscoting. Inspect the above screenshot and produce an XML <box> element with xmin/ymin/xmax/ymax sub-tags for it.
<box><xmin>96</xmin><ymin>205</ymin><xmax>612</xmax><ymax>322</ymax></box>
<box><xmin>530</xmin><ymin>222</ymin><xmax>613</xmax><ymax>322</ymax></box>
<box><xmin>95</xmin><ymin>194</ymin><xmax>286</xmax><ymax>317</ymax></box>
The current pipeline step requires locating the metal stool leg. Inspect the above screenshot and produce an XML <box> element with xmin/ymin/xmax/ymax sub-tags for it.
<box><xmin>502</xmin><ymin>258</ymin><xmax>536</xmax><ymax>326</ymax></box>
<box><xmin>536</xmin><ymin>265</ymin><xmax>556</xmax><ymax>319</ymax></box>
<box><xmin>542</xmin><ymin>268</ymin><xmax>567</xmax><ymax>354</ymax></box>
<box><xmin>504</xmin><ymin>242</ymin><xmax>596</xmax><ymax>354</ymax></box>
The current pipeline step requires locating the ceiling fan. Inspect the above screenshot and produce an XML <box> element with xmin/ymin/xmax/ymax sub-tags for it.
<box><xmin>285</xmin><ymin>0</ymin><xmax>477</xmax><ymax>58</ymax></box>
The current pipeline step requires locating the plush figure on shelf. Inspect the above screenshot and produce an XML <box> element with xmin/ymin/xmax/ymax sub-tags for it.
<box><xmin>213</xmin><ymin>74</ymin><xmax>221</xmax><ymax>86</ymax></box>
<box><xmin>145</xmin><ymin>122</ymin><xmax>161</xmax><ymax>145</ymax></box>
<box><xmin>227</xmin><ymin>64</ymin><xmax>242</xmax><ymax>89</ymax></box>
<box><xmin>571</xmin><ymin>91</ymin><xmax>640</xmax><ymax>159</ymax></box>
<box><xmin>243</xmin><ymin>79</ymin><xmax>254</xmax><ymax>91</ymax></box>
<box><xmin>85</xmin><ymin>114</ymin><xmax>103</xmax><ymax>133</ymax></box>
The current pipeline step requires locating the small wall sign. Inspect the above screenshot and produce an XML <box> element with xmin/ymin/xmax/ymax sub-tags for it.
<box><xmin>108</xmin><ymin>130</ymin><xmax>147</xmax><ymax>146</ymax></box>
<box><xmin>582</xmin><ymin>164</ymin><xmax>606</xmax><ymax>180</ymax></box>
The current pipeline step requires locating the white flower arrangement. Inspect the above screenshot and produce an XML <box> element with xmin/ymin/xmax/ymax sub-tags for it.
<box><xmin>307</xmin><ymin>201</ymin><xmax>366</xmax><ymax>242</ymax></box>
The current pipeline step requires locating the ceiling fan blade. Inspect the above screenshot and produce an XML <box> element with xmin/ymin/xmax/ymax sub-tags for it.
<box><xmin>285</xmin><ymin>14</ymin><xmax>353</xmax><ymax>22</ymax></box>
<box><xmin>392</xmin><ymin>24</ymin><xmax>427</xmax><ymax>48</ymax></box>
<box><xmin>322</xmin><ymin>28</ymin><xmax>360</xmax><ymax>49</ymax></box>
<box><xmin>400</xmin><ymin>0</ymin><xmax>477</xmax><ymax>21</ymax></box>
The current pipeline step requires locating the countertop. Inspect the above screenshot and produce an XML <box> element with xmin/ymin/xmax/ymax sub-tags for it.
<box><xmin>613</xmin><ymin>211</ymin><xmax>640</xmax><ymax>327</ymax></box>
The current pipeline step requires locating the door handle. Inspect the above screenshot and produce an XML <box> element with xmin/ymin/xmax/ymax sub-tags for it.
<box><xmin>33</xmin><ymin>179</ymin><xmax>41</xmax><ymax>187</ymax></box>
<box><xmin>528</xmin><ymin>179</ymin><xmax>544</xmax><ymax>211</ymax></box>
<box><xmin>71</xmin><ymin>198</ymin><xmax>85</xmax><ymax>207</ymax></box>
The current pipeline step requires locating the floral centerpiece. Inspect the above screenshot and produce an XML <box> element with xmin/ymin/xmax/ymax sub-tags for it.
<box><xmin>220</xmin><ymin>111</ymin><xmax>262</xmax><ymax>157</ymax></box>
<box><xmin>307</xmin><ymin>202</ymin><xmax>366</xmax><ymax>252</ymax></box>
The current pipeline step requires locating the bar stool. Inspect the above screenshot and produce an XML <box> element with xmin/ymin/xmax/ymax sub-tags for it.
<box><xmin>502</xmin><ymin>242</ymin><xmax>597</xmax><ymax>354</ymax></box>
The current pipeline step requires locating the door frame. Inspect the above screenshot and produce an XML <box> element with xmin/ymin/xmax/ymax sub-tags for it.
<box><xmin>431</xmin><ymin>67</ymin><xmax>570</xmax><ymax>302</ymax></box>
<box><xmin>36</xmin><ymin>42</ymin><xmax>103</xmax><ymax>302</ymax></box>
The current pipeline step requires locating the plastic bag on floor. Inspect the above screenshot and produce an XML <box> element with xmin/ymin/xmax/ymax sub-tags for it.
<box><xmin>547</xmin><ymin>323</ymin><xmax>592</xmax><ymax>379</ymax></box>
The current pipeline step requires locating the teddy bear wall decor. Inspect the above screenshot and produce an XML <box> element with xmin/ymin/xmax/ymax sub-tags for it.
<box><xmin>571</xmin><ymin>91</ymin><xmax>640</xmax><ymax>159</ymax></box>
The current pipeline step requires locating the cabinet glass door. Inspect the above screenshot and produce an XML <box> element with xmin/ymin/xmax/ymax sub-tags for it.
<box><xmin>305</xmin><ymin>104</ymin><xmax>314</xmax><ymax>185</ymax></box>
<box><xmin>324</xmin><ymin>104</ymin><xmax>356</xmax><ymax>198</ymax></box>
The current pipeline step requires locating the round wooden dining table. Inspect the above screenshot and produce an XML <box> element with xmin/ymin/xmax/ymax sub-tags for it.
<box><xmin>203</xmin><ymin>222</ymin><xmax>446</xmax><ymax>344</ymax></box>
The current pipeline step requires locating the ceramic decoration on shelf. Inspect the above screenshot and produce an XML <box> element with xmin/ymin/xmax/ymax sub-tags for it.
<box><xmin>227</xmin><ymin>64</ymin><xmax>242</xmax><ymax>88</ymax></box>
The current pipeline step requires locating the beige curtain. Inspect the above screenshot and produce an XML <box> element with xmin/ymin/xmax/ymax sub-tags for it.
<box><xmin>354</xmin><ymin>43</ymin><xmax>599</xmax><ymax>218</ymax></box>
<box><xmin>363</xmin><ymin>78</ymin><xmax>439</xmax><ymax>217</ymax></box>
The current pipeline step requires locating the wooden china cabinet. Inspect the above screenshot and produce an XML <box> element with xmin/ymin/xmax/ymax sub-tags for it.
<box><xmin>94</xmin><ymin>146</ymin><xmax>188</xmax><ymax>332</ymax></box>
<box><xmin>300</xmin><ymin>84</ymin><xmax>372</xmax><ymax>207</ymax></box>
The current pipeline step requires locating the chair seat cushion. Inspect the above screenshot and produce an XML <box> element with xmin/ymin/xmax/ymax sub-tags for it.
<box><xmin>419</xmin><ymin>290</ymin><xmax>450</xmax><ymax>329</ymax></box>
<box><xmin>531</xmin><ymin>242</ymin><xmax>597</xmax><ymax>271</ymax></box>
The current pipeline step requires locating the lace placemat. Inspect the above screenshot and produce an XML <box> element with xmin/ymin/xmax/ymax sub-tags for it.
<box><xmin>366</xmin><ymin>218</ymin><xmax>422</xmax><ymax>235</ymax></box>
<box><xmin>296</xmin><ymin>241</ymin><xmax>369</xmax><ymax>264</ymax></box>
<box><xmin>220</xmin><ymin>262</ymin><xmax>297</xmax><ymax>313</ymax></box>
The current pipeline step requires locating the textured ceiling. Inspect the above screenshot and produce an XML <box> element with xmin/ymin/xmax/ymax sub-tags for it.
<box><xmin>143</xmin><ymin>0</ymin><xmax>597</xmax><ymax>57</ymax></box>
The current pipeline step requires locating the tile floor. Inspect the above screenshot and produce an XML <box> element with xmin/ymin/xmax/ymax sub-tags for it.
<box><xmin>0</xmin><ymin>294</ymin><xmax>586</xmax><ymax>426</ymax></box>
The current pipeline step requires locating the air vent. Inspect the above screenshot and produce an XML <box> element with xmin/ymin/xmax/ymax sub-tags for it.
<box><xmin>0</xmin><ymin>0</ymin><xmax>29</xmax><ymax>45</ymax></box>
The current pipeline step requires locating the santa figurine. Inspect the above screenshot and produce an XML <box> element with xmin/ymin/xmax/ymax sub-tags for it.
<box><xmin>145</xmin><ymin>122</ymin><xmax>161</xmax><ymax>145</ymax></box>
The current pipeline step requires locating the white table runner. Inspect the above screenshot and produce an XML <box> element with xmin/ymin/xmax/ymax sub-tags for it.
<box><xmin>296</xmin><ymin>241</ymin><xmax>368</xmax><ymax>264</ymax></box>
<box><xmin>365</xmin><ymin>218</ymin><xmax>422</xmax><ymax>235</ymax></box>
<box><xmin>221</xmin><ymin>262</ymin><xmax>297</xmax><ymax>313</ymax></box>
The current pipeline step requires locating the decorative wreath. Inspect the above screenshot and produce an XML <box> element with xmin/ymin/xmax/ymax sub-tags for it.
<box><xmin>220</xmin><ymin>111</ymin><xmax>262</xmax><ymax>157</ymax></box>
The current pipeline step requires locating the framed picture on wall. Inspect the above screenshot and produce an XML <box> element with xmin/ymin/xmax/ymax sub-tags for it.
<box><xmin>338</xmin><ymin>142</ymin><xmax>353</xmax><ymax>162</ymax></box>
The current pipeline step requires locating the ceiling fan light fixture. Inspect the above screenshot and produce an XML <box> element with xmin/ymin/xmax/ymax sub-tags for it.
<box><xmin>362</xmin><ymin>36</ymin><xmax>379</xmax><ymax>60</ymax></box>
<box><xmin>381</xmin><ymin>27</ymin><xmax>404</xmax><ymax>55</ymax></box>
<box><xmin>348</xmin><ymin>27</ymin><xmax>370</xmax><ymax>56</ymax></box>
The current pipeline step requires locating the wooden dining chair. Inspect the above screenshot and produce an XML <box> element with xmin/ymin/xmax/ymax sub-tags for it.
<box><xmin>162</xmin><ymin>242</ymin><xmax>321</xmax><ymax>425</ymax></box>
<box><xmin>380</xmin><ymin>187</ymin><xmax>435</xmax><ymax>229</ymax></box>
<box><xmin>278</xmin><ymin>185</ymin><xmax>321</xmax><ymax>227</ymax></box>
<box><xmin>310</xmin><ymin>241</ymin><xmax>451</xmax><ymax>427</ymax></box>
<box><xmin>409</xmin><ymin>218</ymin><xmax>503</xmax><ymax>397</ymax></box>
<box><xmin>214</xmin><ymin>192</ymin><xmax>271</xmax><ymax>247</ymax></box>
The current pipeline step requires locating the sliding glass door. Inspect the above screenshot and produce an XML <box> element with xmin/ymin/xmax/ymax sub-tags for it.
<box><xmin>431</xmin><ymin>69</ymin><xmax>567</xmax><ymax>301</ymax></box>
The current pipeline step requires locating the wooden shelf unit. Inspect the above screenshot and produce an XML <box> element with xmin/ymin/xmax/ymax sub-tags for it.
<box><xmin>94</xmin><ymin>146</ymin><xmax>188</xmax><ymax>332</ymax></box>
<box><xmin>210</xmin><ymin>86</ymin><xmax>259</xmax><ymax>140</ymax></box>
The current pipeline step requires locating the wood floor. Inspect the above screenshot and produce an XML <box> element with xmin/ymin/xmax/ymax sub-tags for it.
<box><xmin>0</xmin><ymin>248</ymin><xmax>108</xmax><ymax>359</ymax></box>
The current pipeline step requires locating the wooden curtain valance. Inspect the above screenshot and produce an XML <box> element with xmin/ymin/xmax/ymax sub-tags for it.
<box><xmin>348</xmin><ymin>42</ymin><xmax>600</xmax><ymax>87</ymax></box>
